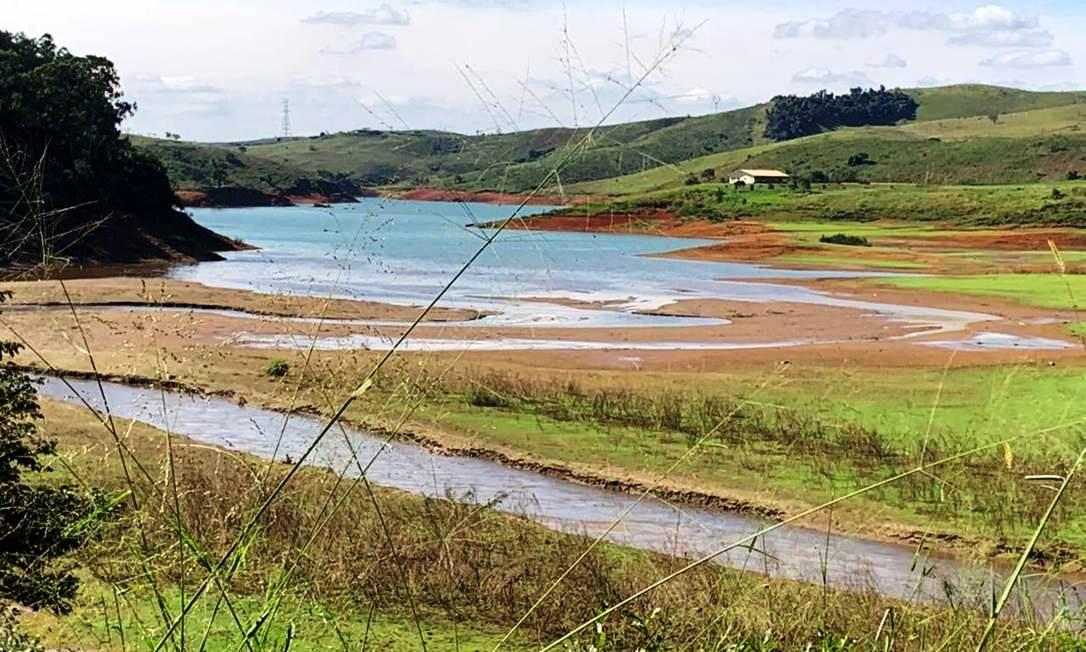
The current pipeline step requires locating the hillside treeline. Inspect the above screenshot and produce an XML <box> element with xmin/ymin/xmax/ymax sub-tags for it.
<box><xmin>765</xmin><ymin>87</ymin><xmax>919</xmax><ymax>141</ymax></box>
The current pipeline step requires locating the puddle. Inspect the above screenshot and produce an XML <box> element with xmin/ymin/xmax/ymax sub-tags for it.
<box><xmin>924</xmin><ymin>333</ymin><xmax>1075</xmax><ymax>351</ymax></box>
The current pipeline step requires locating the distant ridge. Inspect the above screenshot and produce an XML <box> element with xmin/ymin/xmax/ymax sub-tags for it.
<box><xmin>135</xmin><ymin>85</ymin><xmax>1086</xmax><ymax>197</ymax></box>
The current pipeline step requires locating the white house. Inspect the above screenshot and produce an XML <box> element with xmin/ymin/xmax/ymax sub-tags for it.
<box><xmin>728</xmin><ymin>169</ymin><xmax>790</xmax><ymax>185</ymax></box>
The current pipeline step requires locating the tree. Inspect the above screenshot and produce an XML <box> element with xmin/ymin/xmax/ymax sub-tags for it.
<box><xmin>0</xmin><ymin>292</ymin><xmax>99</xmax><ymax>614</ymax></box>
<box><xmin>847</xmin><ymin>152</ymin><xmax>874</xmax><ymax>167</ymax></box>
<box><xmin>764</xmin><ymin>87</ymin><xmax>918</xmax><ymax>141</ymax></box>
<box><xmin>0</xmin><ymin>30</ymin><xmax>179</xmax><ymax>265</ymax></box>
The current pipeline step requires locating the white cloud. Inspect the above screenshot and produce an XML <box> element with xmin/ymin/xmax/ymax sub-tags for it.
<box><xmin>320</xmin><ymin>31</ymin><xmax>399</xmax><ymax>54</ymax></box>
<box><xmin>302</xmin><ymin>5</ymin><xmax>410</xmax><ymax>26</ymax></box>
<box><xmin>868</xmin><ymin>54</ymin><xmax>907</xmax><ymax>68</ymax></box>
<box><xmin>132</xmin><ymin>74</ymin><xmax>224</xmax><ymax>95</ymax></box>
<box><xmin>980</xmin><ymin>49</ymin><xmax>1072</xmax><ymax>68</ymax></box>
<box><xmin>948</xmin><ymin>30</ymin><xmax>1053</xmax><ymax>47</ymax></box>
<box><xmin>775</xmin><ymin>5</ymin><xmax>1052</xmax><ymax>48</ymax></box>
<box><xmin>358</xmin><ymin>31</ymin><xmax>398</xmax><ymax>50</ymax></box>
<box><xmin>675</xmin><ymin>87</ymin><xmax>714</xmax><ymax>104</ymax></box>
<box><xmin>934</xmin><ymin>5</ymin><xmax>1035</xmax><ymax>32</ymax></box>
<box><xmin>792</xmin><ymin>68</ymin><xmax>873</xmax><ymax>86</ymax></box>
<box><xmin>124</xmin><ymin>74</ymin><xmax>228</xmax><ymax>119</ymax></box>
<box><xmin>775</xmin><ymin>10</ymin><xmax>888</xmax><ymax>39</ymax></box>
<box><xmin>916</xmin><ymin>76</ymin><xmax>952</xmax><ymax>88</ymax></box>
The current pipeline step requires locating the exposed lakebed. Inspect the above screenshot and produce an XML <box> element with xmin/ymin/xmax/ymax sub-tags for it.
<box><xmin>161</xmin><ymin>200</ymin><xmax>1063</xmax><ymax>351</ymax></box>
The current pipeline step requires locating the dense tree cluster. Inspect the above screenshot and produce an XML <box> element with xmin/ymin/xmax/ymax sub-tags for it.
<box><xmin>0</xmin><ymin>30</ymin><xmax>178</xmax><ymax>265</ymax></box>
<box><xmin>764</xmin><ymin>87</ymin><xmax>919</xmax><ymax>142</ymax></box>
<box><xmin>0</xmin><ymin>293</ymin><xmax>100</xmax><ymax>614</ymax></box>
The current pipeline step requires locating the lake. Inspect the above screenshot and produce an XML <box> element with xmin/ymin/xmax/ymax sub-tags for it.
<box><xmin>173</xmin><ymin>199</ymin><xmax>998</xmax><ymax>348</ymax></box>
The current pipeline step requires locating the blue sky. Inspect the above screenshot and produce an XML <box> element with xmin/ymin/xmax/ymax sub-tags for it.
<box><xmin>6</xmin><ymin>1</ymin><xmax>1085</xmax><ymax>140</ymax></box>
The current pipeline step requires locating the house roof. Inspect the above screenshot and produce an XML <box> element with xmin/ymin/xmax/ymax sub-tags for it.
<box><xmin>736</xmin><ymin>169</ymin><xmax>790</xmax><ymax>177</ymax></box>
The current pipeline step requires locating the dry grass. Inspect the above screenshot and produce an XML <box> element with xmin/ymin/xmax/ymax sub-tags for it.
<box><xmin>31</xmin><ymin>398</ymin><xmax>1083</xmax><ymax>651</ymax></box>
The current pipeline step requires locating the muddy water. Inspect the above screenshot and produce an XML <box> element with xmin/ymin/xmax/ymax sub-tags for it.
<box><xmin>39</xmin><ymin>376</ymin><xmax>1085</xmax><ymax>618</ymax></box>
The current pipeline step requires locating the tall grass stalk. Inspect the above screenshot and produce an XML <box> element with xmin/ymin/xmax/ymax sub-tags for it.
<box><xmin>974</xmin><ymin>446</ymin><xmax>1086</xmax><ymax>650</ymax></box>
<box><xmin>491</xmin><ymin>364</ymin><xmax>790</xmax><ymax>650</ymax></box>
<box><xmin>148</xmin><ymin>29</ymin><xmax>702</xmax><ymax>651</ymax></box>
<box><xmin>538</xmin><ymin>421</ymin><xmax>1083</xmax><ymax>651</ymax></box>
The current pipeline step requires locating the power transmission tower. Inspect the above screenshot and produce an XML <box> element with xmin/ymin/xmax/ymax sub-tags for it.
<box><xmin>280</xmin><ymin>99</ymin><xmax>292</xmax><ymax>139</ymax></box>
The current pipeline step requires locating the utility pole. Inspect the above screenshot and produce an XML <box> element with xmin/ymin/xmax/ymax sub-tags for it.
<box><xmin>280</xmin><ymin>99</ymin><xmax>292</xmax><ymax>139</ymax></box>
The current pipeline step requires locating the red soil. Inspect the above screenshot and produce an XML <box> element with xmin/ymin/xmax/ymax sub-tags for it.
<box><xmin>395</xmin><ymin>187</ymin><xmax>562</xmax><ymax>206</ymax></box>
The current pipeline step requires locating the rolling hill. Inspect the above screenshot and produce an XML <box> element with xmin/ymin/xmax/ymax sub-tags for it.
<box><xmin>572</xmin><ymin>97</ymin><xmax>1086</xmax><ymax>195</ymax></box>
<box><xmin>135</xmin><ymin>84</ymin><xmax>1086</xmax><ymax>199</ymax></box>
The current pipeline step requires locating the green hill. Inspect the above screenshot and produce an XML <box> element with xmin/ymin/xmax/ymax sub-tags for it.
<box><xmin>134</xmin><ymin>84</ymin><xmax>1086</xmax><ymax>198</ymax></box>
<box><xmin>573</xmin><ymin>101</ymin><xmax>1086</xmax><ymax>195</ymax></box>
<box><xmin>138</xmin><ymin>106</ymin><xmax>768</xmax><ymax>195</ymax></box>
<box><xmin>907</xmin><ymin>84</ymin><xmax>1086</xmax><ymax>122</ymax></box>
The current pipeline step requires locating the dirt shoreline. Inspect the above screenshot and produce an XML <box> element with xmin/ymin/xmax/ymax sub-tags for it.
<box><xmin>177</xmin><ymin>188</ymin><xmax>367</xmax><ymax>208</ymax></box>
<box><xmin>391</xmin><ymin>187</ymin><xmax>565</xmax><ymax>206</ymax></box>
<box><xmin>0</xmin><ymin>277</ymin><xmax>481</xmax><ymax>323</ymax></box>
<box><xmin>30</xmin><ymin>364</ymin><xmax>1076</xmax><ymax>572</ymax></box>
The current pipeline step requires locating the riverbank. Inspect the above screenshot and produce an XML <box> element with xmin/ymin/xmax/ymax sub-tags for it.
<box><xmin>0</xmin><ymin>277</ymin><xmax>483</xmax><ymax>322</ymax></box>
<box><xmin>27</xmin><ymin>398</ymin><xmax>1069</xmax><ymax>651</ymax></box>
<box><xmin>504</xmin><ymin>209</ymin><xmax>1086</xmax><ymax>274</ymax></box>
<box><xmin>12</xmin><ymin>342</ymin><xmax>1086</xmax><ymax>571</ymax></box>
<box><xmin>177</xmin><ymin>188</ymin><xmax>369</xmax><ymax>208</ymax></box>
<box><xmin>391</xmin><ymin>186</ymin><xmax>565</xmax><ymax>206</ymax></box>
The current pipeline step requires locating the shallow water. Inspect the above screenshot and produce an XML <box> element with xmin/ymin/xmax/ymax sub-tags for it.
<box><xmin>231</xmin><ymin>332</ymin><xmax>817</xmax><ymax>351</ymax></box>
<box><xmin>925</xmin><ymin>332</ymin><xmax>1077</xmax><ymax>351</ymax></box>
<box><xmin>173</xmin><ymin>201</ymin><xmax>1000</xmax><ymax>340</ymax></box>
<box><xmin>39</xmin><ymin>376</ymin><xmax>1086</xmax><ymax>617</ymax></box>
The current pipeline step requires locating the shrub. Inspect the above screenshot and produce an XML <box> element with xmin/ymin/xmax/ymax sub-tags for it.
<box><xmin>847</xmin><ymin>152</ymin><xmax>874</xmax><ymax>167</ymax></box>
<box><xmin>1066</xmin><ymin>170</ymin><xmax>1081</xmax><ymax>181</ymax></box>
<box><xmin>0</xmin><ymin>292</ymin><xmax>101</xmax><ymax>614</ymax></box>
<box><xmin>0</xmin><ymin>609</ymin><xmax>43</xmax><ymax>652</ymax></box>
<box><xmin>819</xmin><ymin>233</ymin><xmax>871</xmax><ymax>247</ymax></box>
<box><xmin>266</xmin><ymin>359</ymin><xmax>290</xmax><ymax>378</ymax></box>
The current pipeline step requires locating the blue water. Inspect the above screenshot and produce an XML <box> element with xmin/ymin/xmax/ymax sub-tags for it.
<box><xmin>173</xmin><ymin>200</ymin><xmax>998</xmax><ymax>340</ymax></box>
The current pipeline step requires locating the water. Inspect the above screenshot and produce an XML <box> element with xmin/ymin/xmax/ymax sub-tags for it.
<box><xmin>38</xmin><ymin>376</ymin><xmax>1086</xmax><ymax>617</ymax></box>
<box><xmin>925</xmin><ymin>333</ymin><xmax>1077</xmax><ymax>351</ymax></box>
<box><xmin>170</xmin><ymin>201</ymin><xmax>1005</xmax><ymax>341</ymax></box>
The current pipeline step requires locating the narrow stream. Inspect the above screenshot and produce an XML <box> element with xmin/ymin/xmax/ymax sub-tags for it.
<box><xmin>39</xmin><ymin>376</ymin><xmax>1085</xmax><ymax>620</ymax></box>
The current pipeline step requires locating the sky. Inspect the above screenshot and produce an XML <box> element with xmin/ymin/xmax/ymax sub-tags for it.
<box><xmin>5</xmin><ymin>0</ymin><xmax>1086</xmax><ymax>141</ymax></box>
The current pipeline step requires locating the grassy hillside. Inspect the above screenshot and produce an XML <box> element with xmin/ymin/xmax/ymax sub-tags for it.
<box><xmin>131</xmin><ymin>136</ymin><xmax>358</xmax><ymax>195</ymax></box>
<box><xmin>134</xmin><ymin>84</ymin><xmax>1086</xmax><ymax>197</ymax></box>
<box><xmin>907</xmin><ymin>84</ymin><xmax>1086</xmax><ymax>121</ymax></box>
<box><xmin>573</xmin><ymin>102</ymin><xmax>1086</xmax><ymax>195</ymax></box>
<box><xmin>566</xmin><ymin>181</ymin><xmax>1086</xmax><ymax>227</ymax></box>
<box><xmin>153</xmin><ymin>106</ymin><xmax>767</xmax><ymax>194</ymax></box>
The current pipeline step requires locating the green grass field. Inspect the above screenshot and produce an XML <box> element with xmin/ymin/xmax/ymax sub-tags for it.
<box><xmin>878</xmin><ymin>273</ymin><xmax>1086</xmax><ymax>310</ymax></box>
<box><xmin>23</xmin><ymin>580</ymin><xmax>525</xmax><ymax>652</ymax></box>
<box><xmin>564</xmin><ymin>181</ymin><xmax>1086</xmax><ymax>227</ymax></box>
<box><xmin>405</xmin><ymin>363</ymin><xmax>1086</xmax><ymax>555</ymax></box>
